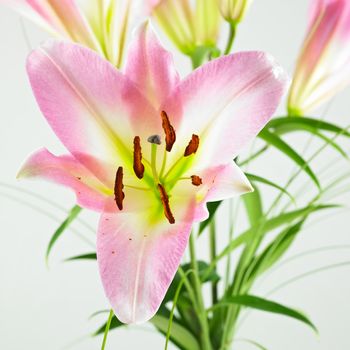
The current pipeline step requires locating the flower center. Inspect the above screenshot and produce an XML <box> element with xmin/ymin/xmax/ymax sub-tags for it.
<box><xmin>113</xmin><ymin>111</ymin><xmax>202</xmax><ymax>224</ymax></box>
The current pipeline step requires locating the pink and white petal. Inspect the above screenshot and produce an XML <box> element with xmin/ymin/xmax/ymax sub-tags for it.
<box><xmin>163</xmin><ymin>51</ymin><xmax>288</xmax><ymax>167</ymax></box>
<box><xmin>199</xmin><ymin>162</ymin><xmax>253</xmax><ymax>203</ymax></box>
<box><xmin>17</xmin><ymin>148</ymin><xmax>111</xmax><ymax>212</ymax></box>
<box><xmin>36</xmin><ymin>0</ymin><xmax>101</xmax><ymax>51</ymax></box>
<box><xmin>125</xmin><ymin>22</ymin><xmax>180</xmax><ymax>110</ymax></box>
<box><xmin>97</xmin><ymin>207</ymin><xmax>194</xmax><ymax>324</ymax></box>
<box><xmin>1</xmin><ymin>0</ymin><xmax>56</xmax><ymax>34</ymax></box>
<box><xmin>26</xmin><ymin>40</ymin><xmax>160</xmax><ymax>177</ymax></box>
<box><xmin>3</xmin><ymin>0</ymin><xmax>100</xmax><ymax>50</ymax></box>
<box><xmin>177</xmin><ymin>162</ymin><xmax>253</xmax><ymax>222</ymax></box>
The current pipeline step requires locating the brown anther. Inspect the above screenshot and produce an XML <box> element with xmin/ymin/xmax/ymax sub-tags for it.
<box><xmin>191</xmin><ymin>175</ymin><xmax>203</xmax><ymax>186</ymax></box>
<box><xmin>161</xmin><ymin>111</ymin><xmax>176</xmax><ymax>152</ymax></box>
<box><xmin>184</xmin><ymin>134</ymin><xmax>199</xmax><ymax>157</ymax></box>
<box><xmin>133</xmin><ymin>136</ymin><xmax>145</xmax><ymax>179</ymax></box>
<box><xmin>157</xmin><ymin>184</ymin><xmax>175</xmax><ymax>224</ymax></box>
<box><xmin>114</xmin><ymin>166</ymin><xmax>125</xmax><ymax>210</ymax></box>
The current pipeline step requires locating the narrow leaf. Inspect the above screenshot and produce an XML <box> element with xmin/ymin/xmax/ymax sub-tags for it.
<box><xmin>246</xmin><ymin>173</ymin><xmax>295</xmax><ymax>203</ymax></box>
<box><xmin>46</xmin><ymin>205</ymin><xmax>82</xmax><ymax>264</ymax></box>
<box><xmin>235</xmin><ymin>339</ymin><xmax>268</xmax><ymax>350</ymax></box>
<box><xmin>64</xmin><ymin>252</ymin><xmax>97</xmax><ymax>262</ymax></box>
<box><xmin>259</xmin><ymin>129</ymin><xmax>320</xmax><ymax>189</ymax></box>
<box><xmin>199</xmin><ymin>201</ymin><xmax>222</xmax><ymax>235</ymax></box>
<box><xmin>247</xmin><ymin>220</ymin><xmax>304</xmax><ymax>281</ymax></box>
<box><xmin>243</xmin><ymin>186</ymin><xmax>263</xmax><ymax>227</ymax></box>
<box><xmin>93</xmin><ymin>315</ymin><xmax>124</xmax><ymax>336</ymax></box>
<box><xmin>272</xmin><ymin>122</ymin><xmax>348</xmax><ymax>159</ymax></box>
<box><xmin>203</xmin><ymin>204</ymin><xmax>339</xmax><ymax>277</ymax></box>
<box><xmin>152</xmin><ymin>315</ymin><xmax>201</xmax><ymax>350</ymax></box>
<box><xmin>213</xmin><ymin>295</ymin><xmax>317</xmax><ymax>332</ymax></box>
<box><xmin>268</xmin><ymin>117</ymin><xmax>350</xmax><ymax>137</ymax></box>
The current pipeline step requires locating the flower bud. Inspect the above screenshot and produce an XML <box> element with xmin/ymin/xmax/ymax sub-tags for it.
<box><xmin>148</xmin><ymin>0</ymin><xmax>221</xmax><ymax>55</ymax></box>
<box><xmin>288</xmin><ymin>0</ymin><xmax>350</xmax><ymax>115</ymax></box>
<box><xmin>217</xmin><ymin>0</ymin><xmax>253</xmax><ymax>24</ymax></box>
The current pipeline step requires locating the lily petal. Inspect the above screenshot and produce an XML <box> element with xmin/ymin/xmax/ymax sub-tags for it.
<box><xmin>163</xmin><ymin>51</ymin><xmax>288</xmax><ymax>167</ymax></box>
<box><xmin>26</xmin><ymin>40</ymin><xmax>160</xmax><ymax>177</ymax></box>
<box><xmin>177</xmin><ymin>162</ymin><xmax>252</xmax><ymax>222</ymax></box>
<box><xmin>125</xmin><ymin>22</ymin><xmax>180</xmax><ymax>110</ymax></box>
<box><xmin>17</xmin><ymin>148</ymin><xmax>111</xmax><ymax>212</ymax></box>
<box><xmin>97</xmin><ymin>207</ymin><xmax>194</xmax><ymax>323</ymax></box>
<box><xmin>198</xmin><ymin>162</ymin><xmax>253</xmax><ymax>203</ymax></box>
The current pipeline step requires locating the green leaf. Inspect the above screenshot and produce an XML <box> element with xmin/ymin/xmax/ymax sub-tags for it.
<box><xmin>204</xmin><ymin>204</ymin><xmax>339</xmax><ymax>277</ymax></box>
<box><xmin>92</xmin><ymin>309</ymin><xmax>200</xmax><ymax>350</ymax></box>
<box><xmin>270</xmin><ymin>121</ymin><xmax>348</xmax><ymax>159</ymax></box>
<box><xmin>212</xmin><ymin>295</ymin><xmax>317</xmax><ymax>332</ymax></box>
<box><xmin>46</xmin><ymin>205</ymin><xmax>82</xmax><ymax>265</ymax></box>
<box><xmin>268</xmin><ymin>117</ymin><xmax>350</xmax><ymax>137</ymax></box>
<box><xmin>258</xmin><ymin>129</ymin><xmax>320</xmax><ymax>189</ymax></box>
<box><xmin>199</xmin><ymin>201</ymin><xmax>222</xmax><ymax>235</ymax></box>
<box><xmin>243</xmin><ymin>186</ymin><xmax>263</xmax><ymax>227</ymax></box>
<box><xmin>164</xmin><ymin>269</ymin><xmax>195</xmax><ymax>350</ymax></box>
<box><xmin>151</xmin><ymin>315</ymin><xmax>201</xmax><ymax>350</ymax></box>
<box><xmin>64</xmin><ymin>252</ymin><xmax>97</xmax><ymax>262</ymax></box>
<box><xmin>163</xmin><ymin>261</ymin><xmax>220</xmax><ymax>304</ymax></box>
<box><xmin>235</xmin><ymin>339</ymin><xmax>268</xmax><ymax>350</ymax></box>
<box><xmin>246</xmin><ymin>220</ymin><xmax>304</xmax><ymax>281</ymax></box>
<box><xmin>93</xmin><ymin>314</ymin><xmax>124</xmax><ymax>336</ymax></box>
<box><xmin>245</xmin><ymin>173</ymin><xmax>295</xmax><ymax>203</ymax></box>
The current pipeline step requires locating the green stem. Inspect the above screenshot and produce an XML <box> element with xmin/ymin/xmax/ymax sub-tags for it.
<box><xmin>209</xmin><ymin>220</ymin><xmax>218</xmax><ymax>305</ymax></box>
<box><xmin>101</xmin><ymin>309</ymin><xmax>114</xmax><ymax>350</ymax></box>
<box><xmin>189</xmin><ymin>234</ymin><xmax>212</xmax><ymax>350</ymax></box>
<box><xmin>224</xmin><ymin>23</ymin><xmax>236</xmax><ymax>55</ymax></box>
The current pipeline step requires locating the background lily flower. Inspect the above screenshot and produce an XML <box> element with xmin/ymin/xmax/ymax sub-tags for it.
<box><xmin>218</xmin><ymin>0</ymin><xmax>253</xmax><ymax>25</ymax></box>
<box><xmin>147</xmin><ymin>0</ymin><xmax>221</xmax><ymax>56</ymax></box>
<box><xmin>1</xmin><ymin>0</ymin><xmax>139</xmax><ymax>67</ymax></box>
<box><xmin>18</xmin><ymin>23</ymin><xmax>288</xmax><ymax>324</ymax></box>
<box><xmin>288</xmin><ymin>0</ymin><xmax>350</xmax><ymax>115</ymax></box>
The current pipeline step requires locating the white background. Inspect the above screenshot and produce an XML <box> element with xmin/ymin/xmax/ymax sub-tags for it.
<box><xmin>1</xmin><ymin>0</ymin><xmax>350</xmax><ymax>349</ymax></box>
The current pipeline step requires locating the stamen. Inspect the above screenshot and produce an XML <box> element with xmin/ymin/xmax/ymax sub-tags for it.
<box><xmin>114</xmin><ymin>166</ymin><xmax>125</xmax><ymax>210</ymax></box>
<box><xmin>161</xmin><ymin>111</ymin><xmax>176</xmax><ymax>152</ymax></box>
<box><xmin>184</xmin><ymin>134</ymin><xmax>199</xmax><ymax>157</ymax></box>
<box><xmin>157</xmin><ymin>184</ymin><xmax>175</xmax><ymax>224</ymax></box>
<box><xmin>147</xmin><ymin>134</ymin><xmax>161</xmax><ymax>145</ymax></box>
<box><xmin>191</xmin><ymin>175</ymin><xmax>203</xmax><ymax>186</ymax></box>
<box><xmin>133</xmin><ymin>136</ymin><xmax>145</xmax><ymax>179</ymax></box>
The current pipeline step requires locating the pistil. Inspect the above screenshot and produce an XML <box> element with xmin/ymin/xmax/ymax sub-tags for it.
<box><xmin>151</xmin><ymin>143</ymin><xmax>160</xmax><ymax>184</ymax></box>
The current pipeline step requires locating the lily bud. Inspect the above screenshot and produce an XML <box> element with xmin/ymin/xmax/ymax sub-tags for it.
<box><xmin>288</xmin><ymin>0</ymin><xmax>350</xmax><ymax>115</ymax></box>
<box><xmin>147</xmin><ymin>0</ymin><xmax>221</xmax><ymax>56</ymax></box>
<box><xmin>217</xmin><ymin>0</ymin><xmax>253</xmax><ymax>25</ymax></box>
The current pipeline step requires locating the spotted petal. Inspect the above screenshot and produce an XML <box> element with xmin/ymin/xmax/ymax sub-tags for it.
<box><xmin>17</xmin><ymin>148</ymin><xmax>111</xmax><ymax>212</ymax></box>
<box><xmin>97</xmin><ymin>201</ymin><xmax>195</xmax><ymax>323</ymax></box>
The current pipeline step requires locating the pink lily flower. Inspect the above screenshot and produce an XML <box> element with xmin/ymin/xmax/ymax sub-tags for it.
<box><xmin>288</xmin><ymin>0</ymin><xmax>350</xmax><ymax>115</ymax></box>
<box><xmin>18</xmin><ymin>23</ymin><xmax>288</xmax><ymax>323</ymax></box>
<box><xmin>1</xmin><ymin>0</ymin><xmax>138</xmax><ymax>67</ymax></box>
